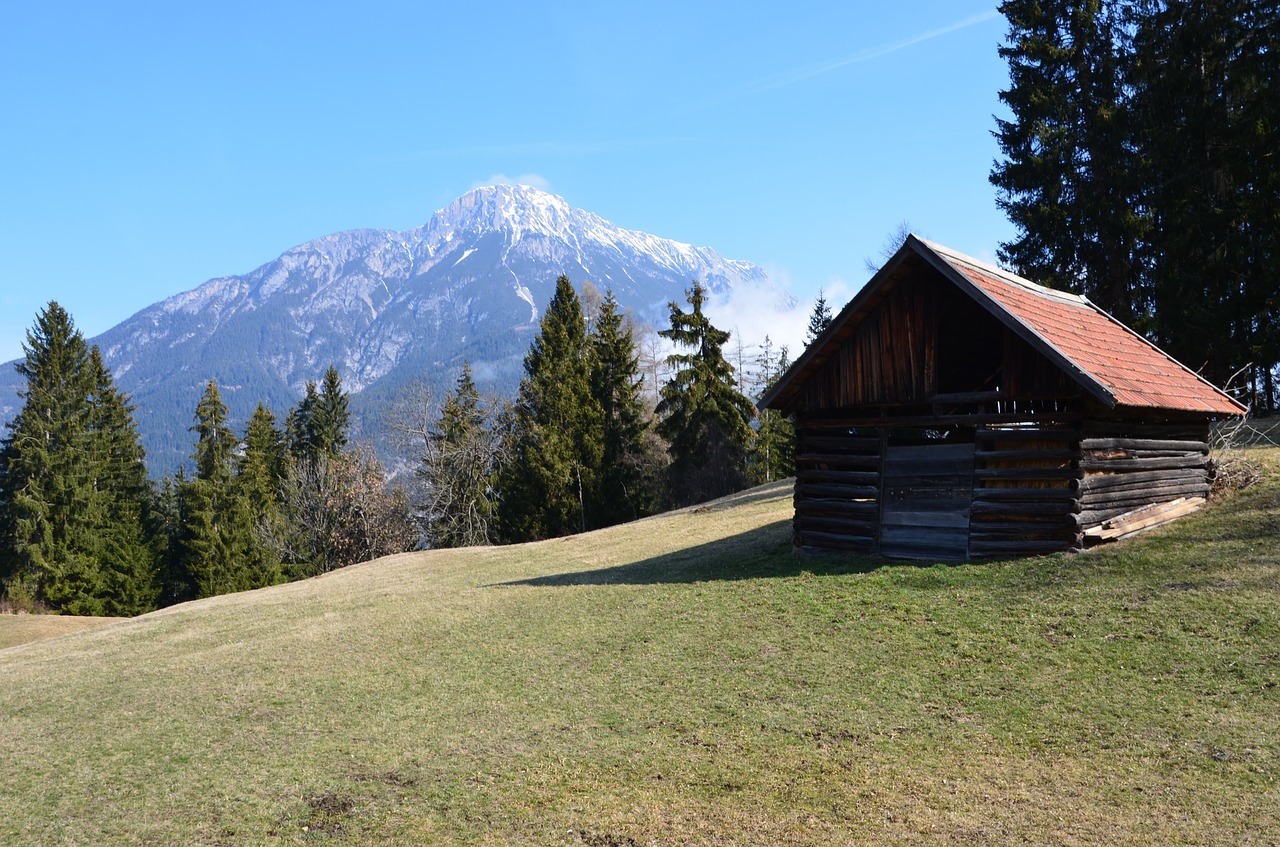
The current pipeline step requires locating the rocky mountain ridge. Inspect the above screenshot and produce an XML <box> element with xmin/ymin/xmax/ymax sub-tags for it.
<box><xmin>1</xmin><ymin>184</ymin><xmax>784</xmax><ymax>472</ymax></box>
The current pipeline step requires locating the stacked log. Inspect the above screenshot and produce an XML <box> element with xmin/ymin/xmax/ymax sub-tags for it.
<box><xmin>968</xmin><ymin>424</ymin><xmax>1083</xmax><ymax>557</ymax></box>
<box><xmin>792</xmin><ymin>423</ymin><xmax>881</xmax><ymax>553</ymax></box>
<box><xmin>1074</xmin><ymin>423</ymin><xmax>1212</xmax><ymax>535</ymax></box>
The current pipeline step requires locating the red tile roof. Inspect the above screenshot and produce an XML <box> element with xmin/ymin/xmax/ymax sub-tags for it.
<box><xmin>923</xmin><ymin>240</ymin><xmax>1245</xmax><ymax>415</ymax></box>
<box><xmin>760</xmin><ymin>236</ymin><xmax>1245</xmax><ymax>416</ymax></box>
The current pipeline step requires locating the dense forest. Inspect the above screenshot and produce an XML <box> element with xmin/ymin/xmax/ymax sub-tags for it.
<box><xmin>0</xmin><ymin>282</ymin><xmax>796</xmax><ymax>616</ymax></box>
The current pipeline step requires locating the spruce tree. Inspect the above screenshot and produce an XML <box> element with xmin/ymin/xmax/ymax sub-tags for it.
<box><xmin>498</xmin><ymin>275</ymin><xmax>603</xmax><ymax>541</ymax></box>
<box><xmin>0</xmin><ymin>303</ymin><xmax>158</xmax><ymax>614</ymax></box>
<box><xmin>805</xmin><ymin>291</ymin><xmax>833</xmax><ymax>346</ymax></box>
<box><xmin>236</xmin><ymin>403</ymin><xmax>287</xmax><ymax>586</ymax></box>
<box><xmin>990</xmin><ymin>0</ymin><xmax>1147</xmax><ymax>326</ymax></box>
<box><xmin>589</xmin><ymin>290</ymin><xmax>652</xmax><ymax>526</ymax></box>
<box><xmin>286</xmin><ymin>366</ymin><xmax>351</xmax><ymax>460</ymax></box>
<box><xmin>311</xmin><ymin>366</ymin><xmax>351</xmax><ymax>457</ymax></box>
<box><xmin>1131</xmin><ymin>0</ymin><xmax>1280</xmax><ymax>405</ymax></box>
<box><xmin>418</xmin><ymin>362</ymin><xmax>505</xmax><ymax>548</ymax></box>
<box><xmin>656</xmin><ymin>282</ymin><xmax>756</xmax><ymax>506</ymax></box>
<box><xmin>178</xmin><ymin>379</ymin><xmax>257</xmax><ymax>598</ymax></box>
<box><xmin>83</xmin><ymin>348</ymin><xmax>160</xmax><ymax>615</ymax></box>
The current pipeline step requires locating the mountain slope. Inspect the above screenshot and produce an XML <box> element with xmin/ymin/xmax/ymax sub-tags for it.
<box><xmin>2</xmin><ymin>461</ymin><xmax>1278</xmax><ymax>845</ymax></box>
<box><xmin>0</xmin><ymin>185</ymin><xmax>782</xmax><ymax>471</ymax></box>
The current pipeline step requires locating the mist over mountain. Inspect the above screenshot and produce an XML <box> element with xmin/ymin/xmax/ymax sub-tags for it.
<box><xmin>0</xmin><ymin>184</ymin><xmax>788</xmax><ymax>472</ymax></box>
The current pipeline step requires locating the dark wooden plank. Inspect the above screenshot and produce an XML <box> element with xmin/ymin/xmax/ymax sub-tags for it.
<box><xmin>798</xmin><ymin>435</ymin><xmax>883</xmax><ymax>452</ymax></box>
<box><xmin>1077</xmin><ymin>468</ymin><xmax>1206</xmax><ymax>491</ymax></box>
<box><xmin>1080</xmin><ymin>455</ymin><xmax>1210</xmax><ymax>472</ymax></box>
<box><xmin>796</xmin><ymin>498</ymin><xmax>879</xmax><ymax>517</ymax></box>
<box><xmin>974</xmin><ymin>467</ymin><xmax>1083</xmax><ymax>481</ymax></box>
<box><xmin>970</xmin><ymin>486</ymin><xmax>1076</xmax><ymax>501</ymax></box>
<box><xmin>802</xmin><ymin>413</ymin><xmax>1082</xmax><ymax>429</ymax></box>
<box><xmin>795</xmin><ymin>483</ymin><xmax>880</xmax><ymax>500</ymax></box>
<box><xmin>971</xmin><ymin>501</ymin><xmax>1078</xmax><ymax>516</ymax></box>
<box><xmin>795</xmin><ymin>453</ymin><xmax>882</xmax><ymax>469</ymax></box>
<box><xmin>880</xmin><ymin>510</ymin><xmax>971</xmax><ymax>529</ymax></box>
<box><xmin>975</xmin><ymin>448</ymin><xmax>1077</xmax><ymax>462</ymax></box>
<box><xmin>970</xmin><ymin>538</ymin><xmax>1078</xmax><ymax>555</ymax></box>
<box><xmin>1079</xmin><ymin>437</ymin><xmax>1209</xmax><ymax>452</ymax></box>
<box><xmin>796</xmin><ymin>470</ymin><xmax>880</xmax><ymax>486</ymax></box>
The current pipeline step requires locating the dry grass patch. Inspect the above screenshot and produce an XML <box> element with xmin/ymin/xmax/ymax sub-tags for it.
<box><xmin>0</xmin><ymin>613</ymin><xmax>125</xmax><ymax>651</ymax></box>
<box><xmin>1</xmin><ymin>469</ymin><xmax>1277</xmax><ymax>845</ymax></box>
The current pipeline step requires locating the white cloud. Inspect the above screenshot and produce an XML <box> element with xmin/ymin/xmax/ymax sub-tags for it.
<box><xmin>700</xmin><ymin>276</ymin><xmax>859</xmax><ymax>379</ymax></box>
<box><xmin>472</xmin><ymin>173</ymin><xmax>551</xmax><ymax>191</ymax></box>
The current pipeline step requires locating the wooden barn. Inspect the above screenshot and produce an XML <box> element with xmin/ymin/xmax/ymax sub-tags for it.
<box><xmin>760</xmin><ymin>236</ymin><xmax>1246</xmax><ymax>560</ymax></box>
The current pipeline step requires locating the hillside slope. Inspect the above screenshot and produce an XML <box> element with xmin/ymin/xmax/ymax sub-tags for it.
<box><xmin>1</xmin><ymin>467</ymin><xmax>1277</xmax><ymax>845</ymax></box>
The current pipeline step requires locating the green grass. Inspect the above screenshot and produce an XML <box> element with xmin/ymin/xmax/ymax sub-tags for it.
<box><xmin>2</xmin><ymin>459</ymin><xmax>1278</xmax><ymax>846</ymax></box>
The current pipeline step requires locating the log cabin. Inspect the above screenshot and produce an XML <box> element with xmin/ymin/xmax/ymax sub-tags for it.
<box><xmin>759</xmin><ymin>236</ymin><xmax>1246</xmax><ymax>559</ymax></box>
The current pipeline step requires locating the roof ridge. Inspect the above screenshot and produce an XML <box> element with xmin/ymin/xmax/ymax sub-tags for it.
<box><xmin>915</xmin><ymin>237</ymin><xmax>1089</xmax><ymax>308</ymax></box>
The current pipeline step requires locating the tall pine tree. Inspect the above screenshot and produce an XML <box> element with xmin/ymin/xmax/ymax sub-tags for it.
<box><xmin>589</xmin><ymin>290</ymin><xmax>653</xmax><ymax>525</ymax></box>
<box><xmin>236</xmin><ymin>403</ymin><xmax>288</xmax><ymax>586</ymax></box>
<box><xmin>498</xmin><ymin>276</ymin><xmax>603</xmax><ymax>541</ymax></box>
<box><xmin>1132</xmin><ymin>0</ymin><xmax>1280</xmax><ymax>407</ymax></box>
<box><xmin>177</xmin><ymin>379</ymin><xmax>258</xmax><ymax>598</ymax></box>
<box><xmin>804</xmin><ymin>292</ymin><xmax>833</xmax><ymax>346</ymax></box>
<box><xmin>747</xmin><ymin>336</ymin><xmax>795</xmax><ymax>485</ymax></box>
<box><xmin>990</xmin><ymin>0</ymin><xmax>1148</xmax><ymax>326</ymax></box>
<box><xmin>417</xmin><ymin>362</ymin><xmax>505</xmax><ymax>548</ymax></box>
<box><xmin>656</xmin><ymin>282</ymin><xmax>756</xmax><ymax>506</ymax></box>
<box><xmin>0</xmin><ymin>303</ymin><xmax>157</xmax><ymax>614</ymax></box>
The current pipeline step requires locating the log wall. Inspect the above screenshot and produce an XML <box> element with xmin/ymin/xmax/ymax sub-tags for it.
<box><xmin>969</xmin><ymin>423</ymin><xmax>1083</xmax><ymax>557</ymax></box>
<box><xmin>792</xmin><ymin>418</ymin><xmax>881</xmax><ymax>553</ymax></box>
<box><xmin>1072</xmin><ymin>419</ymin><xmax>1212</xmax><ymax>534</ymax></box>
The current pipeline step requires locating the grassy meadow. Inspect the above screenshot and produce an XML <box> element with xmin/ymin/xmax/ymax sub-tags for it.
<box><xmin>1</xmin><ymin>452</ymin><xmax>1278</xmax><ymax>845</ymax></box>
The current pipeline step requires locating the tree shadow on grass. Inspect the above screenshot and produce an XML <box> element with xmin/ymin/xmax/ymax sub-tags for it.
<box><xmin>490</xmin><ymin>518</ymin><xmax>899</xmax><ymax>587</ymax></box>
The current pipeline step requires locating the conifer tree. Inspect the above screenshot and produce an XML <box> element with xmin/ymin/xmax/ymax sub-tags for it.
<box><xmin>286</xmin><ymin>366</ymin><xmax>351</xmax><ymax>460</ymax></box>
<box><xmin>498</xmin><ymin>276</ymin><xmax>603</xmax><ymax>541</ymax></box>
<box><xmin>656</xmin><ymin>282</ymin><xmax>756</xmax><ymax>506</ymax></box>
<box><xmin>178</xmin><ymin>379</ymin><xmax>257</xmax><ymax>598</ymax></box>
<box><xmin>83</xmin><ymin>348</ymin><xmax>160</xmax><ymax>614</ymax></box>
<box><xmin>236</xmin><ymin>403</ymin><xmax>287</xmax><ymax>586</ymax></box>
<box><xmin>990</xmin><ymin>0</ymin><xmax>1147</xmax><ymax>326</ymax></box>
<box><xmin>805</xmin><ymin>291</ymin><xmax>833</xmax><ymax>346</ymax></box>
<box><xmin>1131</xmin><ymin>0</ymin><xmax>1280</xmax><ymax>405</ymax></box>
<box><xmin>416</xmin><ymin>362</ymin><xmax>506</xmax><ymax>548</ymax></box>
<box><xmin>0</xmin><ymin>303</ymin><xmax>158</xmax><ymax>614</ymax></box>
<box><xmin>589</xmin><ymin>290</ymin><xmax>653</xmax><ymax>525</ymax></box>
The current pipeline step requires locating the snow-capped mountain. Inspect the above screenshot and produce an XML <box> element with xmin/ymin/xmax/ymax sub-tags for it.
<box><xmin>0</xmin><ymin>184</ymin><xmax>784</xmax><ymax>472</ymax></box>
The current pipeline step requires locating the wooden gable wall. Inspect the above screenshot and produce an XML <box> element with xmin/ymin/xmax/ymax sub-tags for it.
<box><xmin>795</xmin><ymin>265</ymin><xmax>1077</xmax><ymax>415</ymax></box>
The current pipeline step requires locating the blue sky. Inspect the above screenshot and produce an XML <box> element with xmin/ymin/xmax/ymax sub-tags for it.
<box><xmin>0</xmin><ymin>1</ymin><xmax>1013</xmax><ymax>364</ymax></box>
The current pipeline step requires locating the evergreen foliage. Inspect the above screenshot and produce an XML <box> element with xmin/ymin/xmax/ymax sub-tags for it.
<box><xmin>1130</xmin><ymin>0</ymin><xmax>1280</xmax><ymax>408</ymax></box>
<box><xmin>992</xmin><ymin>0</ymin><xmax>1279</xmax><ymax>409</ymax></box>
<box><xmin>656</xmin><ymin>282</ymin><xmax>756</xmax><ymax>506</ymax></box>
<box><xmin>589</xmin><ymin>291</ymin><xmax>657</xmax><ymax>525</ymax></box>
<box><xmin>236</xmin><ymin>403</ymin><xmax>288</xmax><ymax>585</ymax></box>
<box><xmin>498</xmin><ymin>275</ymin><xmax>604</xmax><ymax>541</ymax></box>
<box><xmin>176</xmin><ymin>380</ymin><xmax>260</xmax><ymax>598</ymax></box>
<box><xmin>991</xmin><ymin>0</ymin><xmax>1145</xmax><ymax>327</ymax></box>
<box><xmin>805</xmin><ymin>291</ymin><xmax>833</xmax><ymax>346</ymax></box>
<box><xmin>416</xmin><ymin>362</ymin><xmax>506</xmax><ymax>548</ymax></box>
<box><xmin>286</xmin><ymin>366</ymin><xmax>351</xmax><ymax>460</ymax></box>
<box><xmin>0</xmin><ymin>303</ymin><xmax>158</xmax><ymax>615</ymax></box>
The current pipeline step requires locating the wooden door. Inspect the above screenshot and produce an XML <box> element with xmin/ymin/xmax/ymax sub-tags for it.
<box><xmin>880</xmin><ymin>442</ymin><xmax>975</xmax><ymax>559</ymax></box>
